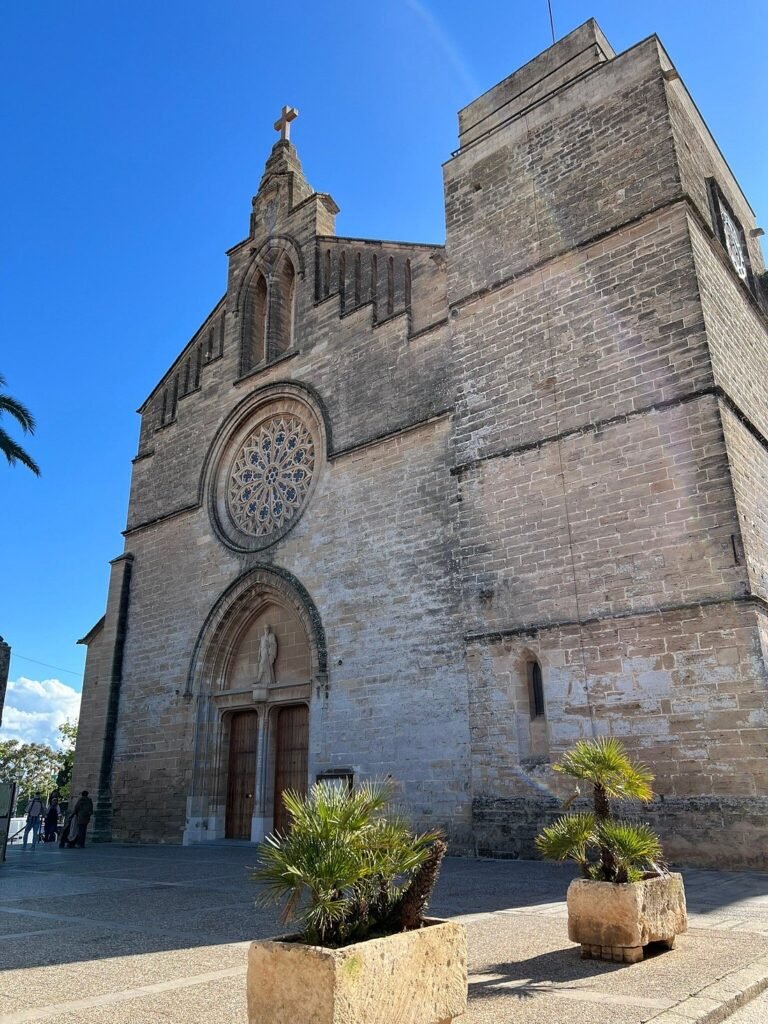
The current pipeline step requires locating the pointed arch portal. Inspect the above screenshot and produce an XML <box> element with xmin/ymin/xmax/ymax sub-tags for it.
<box><xmin>182</xmin><ymin>566</ymin><xmax>326</xmax><ymax>844</ymax></box>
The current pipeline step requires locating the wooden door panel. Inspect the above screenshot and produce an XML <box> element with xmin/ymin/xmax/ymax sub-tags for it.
<box><xmin>273</xmin><ymin>705</ymin><xmax>308</xmax><ymax>834</ymax></box>
<box><xmin>225</xmin><ymin>711</ymin><xmax>258</xmax><ymax>840</ymax></box>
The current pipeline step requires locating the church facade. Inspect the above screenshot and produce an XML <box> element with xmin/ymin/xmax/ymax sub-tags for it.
<box><xmin>73</xmin><ymin>21</ymin><xmax>768</xmax><ymax>867</ymax></box>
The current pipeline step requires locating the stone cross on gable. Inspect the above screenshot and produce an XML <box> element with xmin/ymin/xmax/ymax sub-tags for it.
<box><xmin>273</xmin><ymin>105</ymin><xmax>298</xmax><ymax>142</ymax></box>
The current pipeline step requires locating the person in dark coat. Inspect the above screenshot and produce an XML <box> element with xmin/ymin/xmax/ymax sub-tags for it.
<box><xmin>71</xmin><ymin>791</ymin><xmax>94</xmax><ymax>848</ymax></box>
<box><xmin>43</xmin><ymin>795</ymin><xmax>59</xmax><ymax>843</ymax></box>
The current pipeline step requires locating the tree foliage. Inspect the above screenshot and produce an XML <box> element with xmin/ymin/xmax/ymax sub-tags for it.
<box><xmin>55</xmin><ymin>719</ymin><xmax>78</xmax><ymax>799</ymax></box>
<box><xmin>0</xmin><ymin>373</ymin><xmax>40</xmax><ymax>476</ymax></box>
<box><xmin>0</xmin><ymin>719</ymin><xmax>78</xmax><ymax>811</ymax></box>
<box><xmin>536</xmin><ymin>737</ymin><xmax>664</xmax><ymax>883</ymax></box>
<box><xmin>252</xmin><ymin>779</ymin><xmax>445</xmax><ymax>947</ymax></box>
<box><xmin>0</xmin><ymin>740</ymin><xmax>60</xmax><ymax>812</ymax></box>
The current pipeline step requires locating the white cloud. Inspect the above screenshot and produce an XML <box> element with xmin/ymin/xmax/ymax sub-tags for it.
<box><xmin>0</xmin><ymin>677</ymin><xmax>81</xmax><ymax>748</ymax></box>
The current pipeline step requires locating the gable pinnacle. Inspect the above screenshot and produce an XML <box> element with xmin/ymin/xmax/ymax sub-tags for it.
<box><xmin>273</xmin><ymin>105</ymin><xmax>298</xmax><ymax>142</ymax></box>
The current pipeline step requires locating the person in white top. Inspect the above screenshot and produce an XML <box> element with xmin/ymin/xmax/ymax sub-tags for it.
<box><xmin>23</xmin><ymin>793</ymin><xmax>45</xmax><ymax>849</ymax></box>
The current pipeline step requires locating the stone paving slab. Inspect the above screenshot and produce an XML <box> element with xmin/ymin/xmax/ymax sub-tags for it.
<box><xmin>1</xmin><ymin>844</ymin><xmax>768</xmax><ymax>1023</ymax></box>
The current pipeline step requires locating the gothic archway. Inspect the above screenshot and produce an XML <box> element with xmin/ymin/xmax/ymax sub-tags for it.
<box><xmin>182</xmin><ymin>566</ymin><xmax>327</xmax><ymax>844</ymax></box>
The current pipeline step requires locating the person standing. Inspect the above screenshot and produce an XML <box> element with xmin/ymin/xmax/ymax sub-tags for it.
<box><xmin>43</xmin><ymin>794</ymin><xmax>59</xmax><ymax>843</ymax></box>
<box><xmin>71</xmin><ymin>791</ymin><xmax>94</xmax><ymax>848</ymax></box>
<box><xmin>22</xmin><ymin>793</ymin><xmax>45</xmax><ymax>849</ymax></box>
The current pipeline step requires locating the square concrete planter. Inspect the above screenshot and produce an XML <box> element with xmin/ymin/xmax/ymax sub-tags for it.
<box><xmin>247</xmin><ymin>918</ymin><xmax>467</xmax><ymax>1024</ymax></box>
<box><xmin>567</xmin><ymin>873</ymin><xmax>687</xmax><ymax>963</ymax></box>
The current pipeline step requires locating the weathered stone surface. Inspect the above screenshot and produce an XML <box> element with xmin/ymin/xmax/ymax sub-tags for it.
<box><xmin>72</xmin><ymin>18</ymin><xmax>768</xmax><ymax>865</ymax></box>
<box><xmin>567</xmin><ymin>874</ymin><xmax>687</xmax><ymax>955</ymax></box>
<box><xmin>246</xmin><ymin>920</ymin><xmax>467</xmax><ymax>1024</ymax></box>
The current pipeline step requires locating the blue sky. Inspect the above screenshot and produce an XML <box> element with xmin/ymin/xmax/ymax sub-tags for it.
<box><xmin>1</xmin><ymin>1</ymin><xmax>766</xmax><ymax>743</ymax></box>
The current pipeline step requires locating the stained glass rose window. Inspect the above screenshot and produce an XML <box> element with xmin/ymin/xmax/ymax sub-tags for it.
<box><xmin>227</xmin><ymin>416</ymin><xmax>315</xmax><ymax>537</ymax></box>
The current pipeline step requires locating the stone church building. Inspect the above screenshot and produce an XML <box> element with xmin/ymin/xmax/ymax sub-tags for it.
<box><xmin>73</xmin><ymin>21</ymin><xmax>768</xmax><ymax>867</ymax></box>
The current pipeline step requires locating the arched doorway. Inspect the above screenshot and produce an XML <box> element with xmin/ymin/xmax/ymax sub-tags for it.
<box><xmin>182</xmin><ymin>567</ymin><xmax>327</xmax><ymax>844</ymax></box>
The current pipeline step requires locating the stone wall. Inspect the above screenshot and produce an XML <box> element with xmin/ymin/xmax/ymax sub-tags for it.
<box><xmin>109</xmin><ymin>416</ymin><xmax>472</xmax><ymax>846</ymax></box>
<box><xmin>467</xmin><ymin>598</ymin><xmax>768</xmax><ymax>867</ymax></box>
<box><xmin>75</xmin><ymin>20</ymin><xmax>768</xmax><ymax>865</ymax></box>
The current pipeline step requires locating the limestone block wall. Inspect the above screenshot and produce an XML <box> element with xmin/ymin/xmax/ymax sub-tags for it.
<box><xmin>110</xmin><ymin>416</ymin><xmax>472</xmax><ymax>845</ymax></box>
<box><xmin>666</xmin><ymin>80</ymin><xmax>765</xmax><ymax>281</ymax></box>
<box><xmin>721</xmin><ymin>410</ymin><xmax>768</xmax><ymax>604</ymax></box>
<box><xmin>468</xmin><ymin>599</ymin><xmax>768</xmax><ymax>866</ymax></box>
<box><xmin>691</xmin><ymin>218</ymin><xmax>768</xmax><ymax>440</ymax></box>
<box><xmin>70</xmin><ymin>622</ymin><xmax>105</xmax><ymax>799</ymax></box>
<box><xmin>457</xmin><ymin>394</ymin><xmax>747</xmax><ymax>634</ymax></box>
<box><xmin>445</xmin><ymin>37</ymin><xmax>679</xmax><ymax>301</ymax></box>
<box><xmin>450</xmin><ymin>205</ymin><xmax>713</xmax><ymax>468</ymax></box>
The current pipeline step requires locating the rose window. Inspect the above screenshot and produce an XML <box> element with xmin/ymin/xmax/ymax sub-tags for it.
<box><xmin>227</xmin><ymin>416</ymin><xmax>315</xmax><ymax>537</ymax></box>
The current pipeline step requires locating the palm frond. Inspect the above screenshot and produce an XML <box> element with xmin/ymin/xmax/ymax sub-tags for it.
<box><xmin>597</xmin><ymin>819</ymin><xmax>662</xmax><ymax>875</ymax></box>
<box><xmin>0</xmin><ymin>392</ymin><xmax>36</xmax><ymax>433</ymax></box>
<box><xmin>553</xmin><ymin>737</ymin><xmax>654</xmax><ymax>802</ymax></box>
<box><xmin>535</xmin><ymin>812</ymin><xmax>595</xmax><ymax>866</ymax></box>
<box><xmin>0</xmin><ymin>426</ymin><xmax>40</xmax><ymax>475</ymax></box>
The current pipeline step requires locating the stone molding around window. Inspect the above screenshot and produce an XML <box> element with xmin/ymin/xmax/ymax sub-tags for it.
<box><xmin>206</xmin><ymin>385</ymin><xmax>326</xmax><ymax>553</ymax></box>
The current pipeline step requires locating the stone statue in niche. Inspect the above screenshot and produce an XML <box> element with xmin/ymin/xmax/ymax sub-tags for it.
<box><xmin>255</xmin><ymin>624</ymin><xmax>278</xmax><ymax>685</ymax></box>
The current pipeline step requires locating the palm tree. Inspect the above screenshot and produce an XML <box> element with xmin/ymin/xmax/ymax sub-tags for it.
<box><xmin>536</xmin><ymin>737</ymin><xmax>663</xmax><ymax>883</ymax></box>
<box><xmin>0</xmin><ymin>374</ymin><xmax>40</xmax><ymax>475</ymax></box>
<box><xmin>252</xmin><ymin>779</ymin><xmax>445</xmax><ymax>946</ymax></box>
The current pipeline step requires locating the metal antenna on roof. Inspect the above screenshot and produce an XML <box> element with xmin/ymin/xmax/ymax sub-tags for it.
<box><xmin>547</xmin><ymin>0</ymin><xmax>556</xmax><ymax>44</ymax></box>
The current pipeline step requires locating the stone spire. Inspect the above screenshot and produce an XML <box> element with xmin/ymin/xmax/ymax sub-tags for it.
<box><xmin>249</xmin><ymin>106</ymin><xmax>313</xmax><ymax>237</ymax></box>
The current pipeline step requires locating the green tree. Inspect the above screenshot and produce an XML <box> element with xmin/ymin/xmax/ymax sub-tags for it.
<box><xmin>0</xmin><ymin>373</ymin><xmax>40</xmax><ymax>475</ymax></box>
<box><xmin>55</xmin><ymin>719</ymin><xmax>78</xmax><ymax>800</ymax></box>
<box><xmin>0</xmin><ymin>739</ymin><xmax>60</xmax><ymax>813</ymax></box>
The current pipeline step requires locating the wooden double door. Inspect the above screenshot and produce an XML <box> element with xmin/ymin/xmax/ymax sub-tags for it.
<box><xmin>224</xmin><ymin>705</ymin><xmax>308</xmax><ymax>840</ymax></box>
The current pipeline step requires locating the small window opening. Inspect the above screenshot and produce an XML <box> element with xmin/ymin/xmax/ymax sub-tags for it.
<box><xmin>528</xmin><ymin>660</ymin><xmax>545</xmax><ymax>719</ymax></box>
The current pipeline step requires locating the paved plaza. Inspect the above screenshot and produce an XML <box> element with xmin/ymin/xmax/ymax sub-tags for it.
<box><xmin>1</xmin><ymin>844</ymin><xmax>768</xmax><ymax>1022</ymax></box>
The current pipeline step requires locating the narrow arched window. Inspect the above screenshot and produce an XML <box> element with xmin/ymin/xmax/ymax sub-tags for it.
<box><xmin>387</xmin><ymin>256</ymin><xmax>395</xmax><ymax>316</ymax></box>
<box><xmin>354</xmin><ymin>252</ymin><xmax>362</xmax><ymax>306</ymax></box>
<box><xmin>338</xmin><ymin>250</ymin><xmax>346</xmax><ymax>309</ymax></box>
<box><xmin>170</xmin><ymin>375</ymin><xmax>179</xmax><ymax>421</ymax></box>
<box><xmin>243</xmin><ymin>272</ymin><xmax>268</xmax><ymax>372</ymax></box>
<box><xmin>528</xmin><ymin>660</ymin><xmax>545</xmax><ymax>718</ymax></box>
<box><xmin>268</xmin><ymin>255</ymin><xmax>295</xmax><ymax>359</ymax></box>
<box><xmin>405</xmin><ymin>258</ymin><xmax>412</xmax><ymax>309</ymax></box>
<box><xmin>194</xmin><ymin>343</ymin><xmax>202</xmax><ymax>389</ymax></box>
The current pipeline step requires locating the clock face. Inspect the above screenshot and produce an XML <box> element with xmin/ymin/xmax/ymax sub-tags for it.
<box><xmin>720</xmin><ymin>200</ymin><xmax>748</xmax><ymax>282</ymax></box>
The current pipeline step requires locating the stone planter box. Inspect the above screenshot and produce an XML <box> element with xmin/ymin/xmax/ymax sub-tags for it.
<box><xmin>247</xmin><ymin>918</ymin><xmax>467</xmax><ymax>1024</ymax></box>
<box><xmin>567</xmin><ymin>873</ymin><xmax>687</xmax><ymax>963</ymax></box>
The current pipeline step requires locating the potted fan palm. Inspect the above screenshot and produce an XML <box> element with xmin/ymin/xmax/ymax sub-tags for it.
<box><xmin>247</xmin><ymin>779</ymin><xmax>467</xmax><ymax>1024</ymax></box>
<box><xmin>536</xmin><ymin>737</ymin><xmax>687</xmax><ymax>964</ymax></box>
